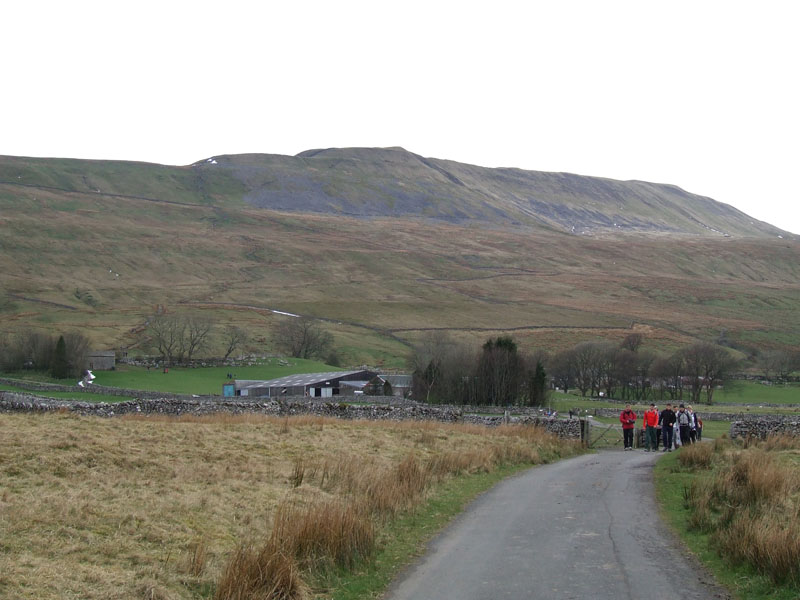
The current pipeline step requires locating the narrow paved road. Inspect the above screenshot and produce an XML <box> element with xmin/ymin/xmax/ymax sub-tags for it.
<box><xmin>384</xmin><ymin>450</ymin><xmax>730</xmax><ymax>600</ymax></box>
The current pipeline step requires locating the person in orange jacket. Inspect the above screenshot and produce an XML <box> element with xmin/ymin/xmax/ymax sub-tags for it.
<box><xmin>642</xmin><ymin>403</ymin><xmax>659</xmax><ymax>452</ymax></box>
<box><xmin>620</xmin><ymin>404</ymin><xmax>637</xmax><ymax>450</ymax></box>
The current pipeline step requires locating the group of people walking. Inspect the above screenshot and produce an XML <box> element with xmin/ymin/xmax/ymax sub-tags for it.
<box><xmin>619</xmin><ymin>402</ymin><xmax>702</xmax><ymax>451</ymax></box>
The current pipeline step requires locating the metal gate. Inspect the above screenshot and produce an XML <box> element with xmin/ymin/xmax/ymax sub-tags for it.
<box><xmin>585</xmin><ymin>420</ymin><xmax>628</xmax><ymax>449</ymax></box>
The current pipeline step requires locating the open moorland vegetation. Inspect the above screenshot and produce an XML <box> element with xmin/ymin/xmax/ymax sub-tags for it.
<box><xmin>1</xmin><ymin>151</ymin><xmax>799</xmax><ymax>369</ymax></box>
<box><xmin>0</xmin><ymin>412</ymin><xmax>581</xmax><ymax>600</ymax></box>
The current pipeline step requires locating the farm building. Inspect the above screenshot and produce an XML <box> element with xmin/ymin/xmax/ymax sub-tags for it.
<box><xmin>86</xmin><ymin>350</ymin><xmax>115</xmax><ymax>371</ymax></box>
<box><xmin>365</xmin><ymin>374</ymin><xmax>412</xmax><ymax>397</ymax></box>
<box><xmin>222</xmin><ymin>370</ymin><xmax>378</xmax><ymax>398</ymax></box>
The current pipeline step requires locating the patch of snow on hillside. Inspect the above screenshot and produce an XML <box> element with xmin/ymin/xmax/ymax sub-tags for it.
<box><xmin>206</xmin><ymin>158</ymin><xmax>218</xmax><ymax>165</ymax></box>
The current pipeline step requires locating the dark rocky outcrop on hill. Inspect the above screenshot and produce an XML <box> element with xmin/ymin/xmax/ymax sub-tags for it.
<box><xmin>193</xmin><ymin>147</ymin><xmax>788</xmax><ymax>238</ymax></box>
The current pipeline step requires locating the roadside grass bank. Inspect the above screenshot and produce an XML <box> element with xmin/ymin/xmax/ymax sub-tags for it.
<box><xmin>655</xmin><ymin>437</ymin><xmax>800</xmax><ymax>600</ymax></box>
<box><xmin>0</xmin><ymin>413</ymin><xmax>582</xmax><ymax>600</ymax></box>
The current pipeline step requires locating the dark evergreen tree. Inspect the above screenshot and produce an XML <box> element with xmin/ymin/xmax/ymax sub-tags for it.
<box><xmin>51</xmin><ymin>335</ymin><xmax>70</xmax><ymax>380</ymax></box>
<box><xmin>476</xmin><ymin>336</ymin><xmax>524</xmax><ymax>405</ymax></box>
<box><xmin>528</xmin><ymin>359</ymin><xmax>548</xmax><ymax>406</ymax></box>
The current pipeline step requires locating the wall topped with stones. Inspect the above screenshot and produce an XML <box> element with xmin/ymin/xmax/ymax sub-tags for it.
<box><xmin>729</xmin><ymin>417</ymin><xmax>800</xmax><ymax>439</ymax></box>
<box><xmin>0</xmin><ymin>392</ymin><xmax>583</xmax><ymax>439</ymax></box>
<box><xmin>590</xmin><ymin>406</ymin><xmax>779</xmax><ymax>423</ymax></box>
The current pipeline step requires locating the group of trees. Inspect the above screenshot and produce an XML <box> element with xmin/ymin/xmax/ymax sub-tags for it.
<box><xmin>273</xmin><ymin>317</ymin><xmax>334</xmax><ymax>361</ymax></box>
<box><xmin>409</xmin><ymin>333</ymin><xmax>550</xmax><ymax>406</ymax></box>
<box><xmin>147</xmin><ymin>312</ymin><xmax>339</xmax><ymax>365</ymax></box>
<box><xmin>409</xmin><ymin>332</ymin><xmax>752</xmax><ymax>407</ymax></box>
<box><xmin>0</xmin><ymin>312</ymin><xmax>337</xmax><ymax>377</ymax></box>
<box><xmin>0</xmin><ymin>330</ymin><xmax>90</xmax><ymax>379</ymax></box>
<box><xmin>146</xmin><ymin>313</ymin><xmax>336</xmax><ymax>364</ymax></box>
<box><xmin>757</xmin><ymin>349</ymin><xmax>800</xmax><ymax>382</ymax></box>
<box><xmin>549</xmin><ymin>335</ymin><xmax>739</xmax><ymax>404</ymax></box>
<box><xmin>147</xmin><ymin>313</ymin><xmax>219</xmax><ymax>364</ymax></box>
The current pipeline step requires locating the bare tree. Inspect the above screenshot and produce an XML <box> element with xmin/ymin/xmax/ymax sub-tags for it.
<box><xmin>64</xmin><ymin>331</ymin><xmax>91</xmax><ymax>377</ymax></box>
<box><xmin>222</xmin><ymin>326</ymin><xmax>248</xmax><ymax>360</ymax></box>
<box><xmin>651</xmin><ymin>351</ymin><xmax>684</xmax><ymax>402</ymax></box>
<box><xmin>409</xmin><ymin>331</ymin><xmax>454</xmax><ymax>403</ymax></box>
<box><xmin>699</xmin><ymin>343</ymin><xmax>738</xmax><ymax>403</ymax></box>
<box><xmin>181</xmin><ymin>316</ymin><xmax>213</xmax><ymax>361</ymax></box>
<box><xmin>148</xmin><ymin>314</ymin><xmax>184</xmax><ymax>364</ymax></box>
<box><xmin>572</xmin><ymin>341</ymin><xmax>606</xmax><ymax>397</ymax></box>
<box><xmin>681</xmin><ymin>342</ymin><xmax>737</xmax><ymax>404</ymax></box>
<box><xmin>777</xmin><ymin>351</ymin><xmax>800</xmax><ymax>380</ymax></box>
<box><xmin>620</xmin><ymin>332</ymin><xmax>644</xmax><ymax>352</ymax></box>
<box><xmin>274</xmin><ymin>317</ymin><xmax>333</xmax><ymax>360</ymax></box>
<box><xmin>759</xmin><ymin>349</ymin><xmax>798</xmax><ymax>381</ymax></box>
<box><xmin>597</xmin><ymin>342</ymin><xmax>623</xmax><ymax>399</ymax></box>
<box><xmin>550</xmin><ymin>349</ymin><xmax>576</xmax><ymax>395</ymax></box>
<box><xmin>631</xmin><ymin>350</ymin><xmax>656</xmax><ymax>401</ymax></box>
<box><xmin>6</xmin><ymin>330</ymin><xmax>56</xmax><ymax>372</ymax></box>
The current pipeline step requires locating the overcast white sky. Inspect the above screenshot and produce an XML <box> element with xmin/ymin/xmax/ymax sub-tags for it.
<box><xmin>3</xmin><ymin>1</ymin><xmax>798</xmax><ymax>233</ymax></box>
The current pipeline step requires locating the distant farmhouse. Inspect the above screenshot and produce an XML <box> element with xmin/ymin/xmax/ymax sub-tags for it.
<box><xmin>222</xmin><ymin>370</ymin><xmax>412</xmax><ymax>398</ymax></box>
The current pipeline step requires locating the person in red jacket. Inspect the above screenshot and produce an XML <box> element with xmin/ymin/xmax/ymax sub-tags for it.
<box><xmin>620</xmin><ymin>404</ymin><xmax>637</xmax><ymax>450</ymax></box>
<box><xmin>642</xmin><ymin>403</ymin><xmax>659</xmax><ymax>452</ymax></box>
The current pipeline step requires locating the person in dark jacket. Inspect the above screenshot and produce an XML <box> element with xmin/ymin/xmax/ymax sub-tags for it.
<box><xmin>659</xmin><ymin>403</ymin><xmax>676</xmax><ymax>452</ymax></box>
<box><xmin>620</xmin><ymin>404</ymin><xmax>637</xmax><ymax>450</ymax></box>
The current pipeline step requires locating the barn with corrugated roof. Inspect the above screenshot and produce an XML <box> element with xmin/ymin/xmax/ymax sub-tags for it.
<box><xmin>223</xmin><ymin>370</ymin><xmax>377</xmax><ymax>398</ymax></box>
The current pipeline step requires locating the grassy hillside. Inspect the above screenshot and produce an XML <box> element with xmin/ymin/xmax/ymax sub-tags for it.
<box><xmin>1</xmin><ymin>151</ymin><xmax>799</xmax><ymax>366</ymax></box>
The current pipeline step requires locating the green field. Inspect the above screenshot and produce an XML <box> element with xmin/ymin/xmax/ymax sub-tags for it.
<box><xmin>1</xmin><ymin>358</ymin><xmax>341</xmax><ymax>397</ymax></box>
<box><xmin>712</xmin><ymin>380</ymin><xmax>800</xmax><ymax>405</ymax></box>
<box><xmin>0</xmin><ymin>383</ymin><xmax>135</xmax><ymax>403</ymax></box>
<box><xmin>93</xmin><ymin>358</ymin><xmax>340</xmax><ymax>394</ymax></box>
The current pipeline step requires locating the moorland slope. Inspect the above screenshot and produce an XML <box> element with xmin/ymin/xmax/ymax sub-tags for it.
<box><xmin>1</xmin><ymin>148</ymin><xmax>798</xmax><ymax>365</ymax></box>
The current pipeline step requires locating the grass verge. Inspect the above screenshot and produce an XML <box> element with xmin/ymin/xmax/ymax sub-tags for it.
<box><xmin>654</xmin><ymin>438</ymin><xmax>800</xmax><ymax>600</ymax></box>
<box><xmin>315</xmin><ymin>462</ymin><xmax>530</xmax><ymax>600</ymax></box>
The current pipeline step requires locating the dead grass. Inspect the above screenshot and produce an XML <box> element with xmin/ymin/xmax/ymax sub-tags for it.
<box><xmin>0</xmin><ymin>412</ymin><xmax>581</xmax><ymax>599</ymax></box>
<box><xmin>677</xmin><ymin>441</ymin><xmax>715</xmax><ymax>469</ymax></box>
<box><xmin>681</xmin><ymin>436</ymin><xmax>800</xmax><ymax>584</ymax></box>
<box><xmin>212</xmin><ymin>421</ymin><xmax>581</xmax><ymax>600</ymax></box>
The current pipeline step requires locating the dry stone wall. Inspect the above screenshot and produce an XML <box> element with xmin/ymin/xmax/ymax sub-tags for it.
<box><xmin>0</xmin><ymin>392</ymin><xmax>583</xmax><ymax>439</ymax></box>
<box><xmin>590</xmin><ymin>406</ymin><xmax>776</xmax><ymax>422</ymax></box>
<box><xmin>729</xmin><ymin>417</ymin><xmax>800</xmax><ymax>439</ymax></box>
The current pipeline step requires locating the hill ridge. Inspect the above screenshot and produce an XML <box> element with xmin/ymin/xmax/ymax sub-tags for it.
<box><xmin>188</xmin><ymin>147</ymin><xmax>787</xmax><ymax>239</ymax></box>
<box><xmin>1</xmin><ymin>148</ymin><xmax>798</xmax><ymax>362</ymax></box>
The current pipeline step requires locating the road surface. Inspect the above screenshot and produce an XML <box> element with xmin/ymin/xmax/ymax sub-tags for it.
<box><xmin>384</xmin><ymin>450</ymin><xmax>730</xmax><ymax>600</ymax></box>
